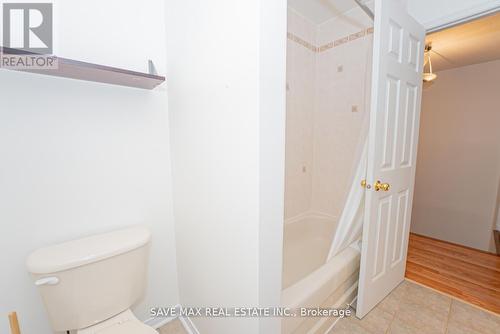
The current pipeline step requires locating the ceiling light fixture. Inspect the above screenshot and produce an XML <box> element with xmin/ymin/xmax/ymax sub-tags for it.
<box><xmin>423</xmin><ymin>44</ymin><xmax>437</xmax><ymax>82</ymax></box>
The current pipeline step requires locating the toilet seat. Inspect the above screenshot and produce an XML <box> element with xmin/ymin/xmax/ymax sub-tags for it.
<box><xmin>77</xmin><ymin>310</ymin><xmax>157</xmax><ymax>334</ymax></box>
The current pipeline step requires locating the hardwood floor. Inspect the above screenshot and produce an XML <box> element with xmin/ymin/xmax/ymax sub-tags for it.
<box><xmin>405</xmin><ymin>233</ymin><xmax>500</xmax><ymax>314</ymax></box>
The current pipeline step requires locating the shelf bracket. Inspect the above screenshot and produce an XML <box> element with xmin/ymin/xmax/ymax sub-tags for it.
<box><xmin>148</xmin><ymin>60</ymin><xmax>158</xmax><ymax>75</ymax></box>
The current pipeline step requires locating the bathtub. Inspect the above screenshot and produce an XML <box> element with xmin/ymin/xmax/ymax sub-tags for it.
<box><xmin>281</xmin><ymin>214</ymin><xmax>361</xmax><ymax>334</ymax></box>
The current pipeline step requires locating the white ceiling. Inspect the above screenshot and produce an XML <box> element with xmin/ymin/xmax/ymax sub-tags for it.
<box><xmin>288</xmin><ymin>0</ymin><xmax>360</xmax><ymax>24</ymax></box>
<box><xmin>427</xmin><ymin>12</ymin><xmax>500</xmax><ymax>72</ymax></box>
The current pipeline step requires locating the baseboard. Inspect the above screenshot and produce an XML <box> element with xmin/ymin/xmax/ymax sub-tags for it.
<box><xmin>179</xmin><ymin>315</ymin><xmax>201</xmax><ymax>334</ymax></box>
<box><xmin>143</xmin><ymin>304</ymin><xmax>200</xmax><ymax>334</ymax></box>
<box><xmin>144</xmin><ymin>315</ymin><xmax>176</xmax><ymax>330</ymax></box>
<box><xmin>144</xmin><ymin>304</ymin><xmax>181</xmax><ymax>329</ymax></box>
<box><xmin>144</xmin><ymin>304</ymin><xmax>200</xmax><ymax>334</ymax></box>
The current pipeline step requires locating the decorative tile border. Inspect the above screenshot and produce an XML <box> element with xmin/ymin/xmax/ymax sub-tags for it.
<box><xmin>287</xmin><ymin>32</ymin><xmax>318</xmax><ymax>52</ymax></box>
<box><xmin>287</xmin><ymin>27</ymin><xmax>373</xmax><ymax>53</ymax></box>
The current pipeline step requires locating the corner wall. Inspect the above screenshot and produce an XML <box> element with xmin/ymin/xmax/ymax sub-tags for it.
<box><xmin>165</xmin><ymin>0</ymin><xmax>286</xmax><ymax>333</ymax></box>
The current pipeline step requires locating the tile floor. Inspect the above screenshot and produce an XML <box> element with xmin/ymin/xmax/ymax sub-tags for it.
<box><xmin>330</xmin><ymin>280</ymin><xmax>500</xmax><ymax>334</ymax></box>
<box><xmin>158</xmin><ymin>280</ymin><xmax>500</xmax><ymax>334</ymax></box>
<box><xmin>158</xmin><ymin>318</ymin><xmax>188</xmax><ymax>334</ymax></box>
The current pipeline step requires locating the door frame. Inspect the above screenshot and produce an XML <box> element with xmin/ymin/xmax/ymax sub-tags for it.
<box><xmin>420</xmin><ymin>2</ymin><xmax>500</xmax><ymax>33</ymax></box>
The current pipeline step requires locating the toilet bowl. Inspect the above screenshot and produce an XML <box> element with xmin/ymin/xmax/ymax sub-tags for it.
<box><xmin>27</xmin><ymin>227</ymin><xmax>156</xmax><ymax>334</ymax></box>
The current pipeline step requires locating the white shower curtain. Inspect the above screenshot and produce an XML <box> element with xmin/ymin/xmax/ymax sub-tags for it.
<box><xmin>327</xmin><ymin>138</ymin><xmax>367</xmax><ymax>260</ymax></box>
<box><xmin>327</xmin><ymin>35</ymin><xmax>373</xmax><ymax>261</ymax></box>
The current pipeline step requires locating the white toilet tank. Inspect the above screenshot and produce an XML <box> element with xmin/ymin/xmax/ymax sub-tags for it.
<box><xmin>26</xmin><ymin>227</ymin><xmax>151</xmax><ymax>332</ymax></box>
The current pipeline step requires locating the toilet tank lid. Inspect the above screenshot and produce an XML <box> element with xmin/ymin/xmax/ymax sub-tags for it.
<box><xmin>26</xmin><ymin>227</ymin><xmax>151</xmax><ymax>274</ymax></box>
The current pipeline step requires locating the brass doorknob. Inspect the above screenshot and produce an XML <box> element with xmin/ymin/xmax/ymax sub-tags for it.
<box><xmin>374</xmin><ymin>180</ymin><xmax>390</xmax><ymax>192</ymax></box>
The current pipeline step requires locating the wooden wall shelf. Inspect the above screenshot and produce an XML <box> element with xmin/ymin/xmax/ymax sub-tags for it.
<box><xmin>0</xmin><ymin>47</ymin><xmax>165</xmax><ymax>90</ymax></box>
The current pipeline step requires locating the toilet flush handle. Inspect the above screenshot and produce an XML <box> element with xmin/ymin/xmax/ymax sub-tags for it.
<box><xmin>34</xmin><ymin>276</ymin><xmax>59</xmax><ymax>286</ymax></box>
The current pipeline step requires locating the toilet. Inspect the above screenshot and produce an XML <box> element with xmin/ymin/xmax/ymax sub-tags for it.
<box><xmin>26</xmin><ymin>227</ymin><xmax>157</xmax><ymax>334</ymax></box>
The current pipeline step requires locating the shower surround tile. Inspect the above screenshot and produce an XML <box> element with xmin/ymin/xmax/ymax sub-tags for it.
<box><xmin>287</xmin><ymin>32</ymin><xmax>318</xmax><ymax>52</ymax></box>
<box><xmin>333</xmin><ymin>36</ymin><xmax>350</xmax><ymax>47</ymax></box>
<box><xmin>349</xmin><ymin>30</ymin><xmax>366</xmax><ymax>41</ymax></box>
<box><xmin>285</xmin><ymin>8</ymin><xmax>316</xmax><ymax>219</ymax></box>
<box><xmin>287</xmin><ymin>28</ymin><xmax>374</xmax><ymax>53</ymax></box>
<box><xmin>285</xmin><ymin>6</ymin><xmax>373</xmax><ymax>220</ymax></box>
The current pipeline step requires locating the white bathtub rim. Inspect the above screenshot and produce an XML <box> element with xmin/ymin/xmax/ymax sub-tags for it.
<box><xmin>284</xmin><ymin>211</ymin><xmax>338</xmax><ymax>226</ymax></box>
<box><xmin>281</xmin><ymin>242</ymin><xmax>361</xmax><ymax>308</ymax></box>
<box><xmin>282</xmin><ymin>269</ymin><xmax>359</xmax><ymax>334</ymax></box>
<box><xmin>306</xmin><ymin>281</ymin><xmax>358</xmax><ymax>334</ymax></box>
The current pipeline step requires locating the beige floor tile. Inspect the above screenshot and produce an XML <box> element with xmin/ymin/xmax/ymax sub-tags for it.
<box><xmin>328</xmin><ymin>317</ymin><xmax>373</xmax><ymax>334</ymax></box>
<box><xmin>377</xmin><ymin>280</ymin><xmax>409</xmax><ymax>315</ymax></box>
<box><xmin>349</xmin><ymin>307</ymin><xmax>394</xmax><ymax>334</ymax></box>
<box><xmin>329</xmin><ymin>280</ymin><xmax>499</xmax><ymax>334</ymax></box>
<box><xmin>158</xmin><ymin>319</ymin><xmax>188</xmax><ymax>334</ymax></box>
<box><xmin>392</xmin><ymin>299</ymin><xmax>448</xmax><ymax>334</ymax></box>
<box><xmin>316</xmin><ymin>315</ymin><xmax>340</xmax><ymax>333</ymax></box>
<box><xmin>403</xmin><ymin>281</ymin><xmax>451</xmax><ymax>314</ymax></box>
<box><xmin>446</xmin><ymin>321</ymin><xmax>486</xmax><ymax>334</ymax></box>
<box><xmin>387</xmin><ymin>317</ymin><xmax>424</xmax><ymax>334</ymax></box>
<box><xmin>448</xmin><ymin>300</ymin><xmax>500</xmax><ymax>334</ymax></box>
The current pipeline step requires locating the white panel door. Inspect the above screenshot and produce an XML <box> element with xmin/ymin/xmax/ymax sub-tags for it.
<box><xmin>356</xmin><ymin>0</ymin><xmax>425</xmax><ymax>318</ymax></box>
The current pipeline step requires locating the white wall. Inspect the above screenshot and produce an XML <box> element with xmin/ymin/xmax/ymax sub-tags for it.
<box><xmin>258</xmin><ymin>2</ymin><xmax>287</xmax><ymax>332</ymax></box>
<box><xmin>0</xmin><ymin>1</ymin><xmax>179</xmax><ymax>333</ymax></box>
<box><xmin>55</xmin><ymin>0</ymin><xmax>167</xmax><ymax>73</ymax></box>
<box><xmin>411</xmin><ymin>60</ymin><xmax>500</xmax><ymax>252</ymax></box>
<box><xmin>408</xmin><ymin>0</ymin><xmax>500</xmax><ymax>31</ymax></box>
<box><xmin>165</xmin><ymin>0</ymin><xmax>286</xmax><ymax>333</ymax></box>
